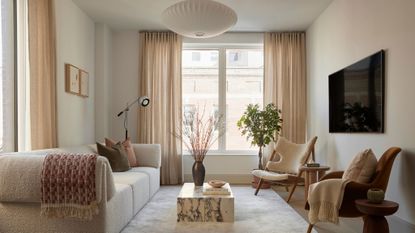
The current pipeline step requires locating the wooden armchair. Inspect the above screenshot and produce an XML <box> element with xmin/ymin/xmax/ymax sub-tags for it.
<box><xmin>306</xmin><ymin>147</ymin><xmax>401</xmax><ymax>233</ymax></box>
<box><xmin>252</xmin><ymin>136</ymin><xmax>318</xmax><ymax>203</ymax></box>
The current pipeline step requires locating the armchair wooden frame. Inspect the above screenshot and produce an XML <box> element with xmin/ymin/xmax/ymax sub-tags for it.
<box><xmin>254</xmin><ymin>136</ymin><xmax>317</xmax><ymax>203</ymax></box>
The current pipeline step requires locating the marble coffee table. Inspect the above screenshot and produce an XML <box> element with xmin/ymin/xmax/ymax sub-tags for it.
<box><xmin>177</xmin><ymin>183</ymin><xmax>234</xmax><ymax>222</ymax></box>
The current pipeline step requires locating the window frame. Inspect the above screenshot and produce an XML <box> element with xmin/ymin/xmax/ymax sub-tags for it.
<box><xmin>182</xmin><ymin>43</ymin><xmax>264</xmax><ymax>156</ymax></box>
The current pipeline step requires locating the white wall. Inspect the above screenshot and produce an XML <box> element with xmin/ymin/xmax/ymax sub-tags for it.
<box><xmin>183</xmin><ymin>32</ymin><xmax>263</xmax><ymax>45</ymax></box>
<box><xmin>55</xmin><ymin>0</ymin><xmax>95</xmax><ymax>147</ymax></box>
<box><xmin>183</xmin><ymin>154</ymin><xmax>259</xmax><ymax>183</ymax></box>
<box><xmin>95</xmin><ymin>23</ymin><xmax>112</xmax><ymax>141</ymax></box>
<box><xmin>307</xmin><ymin>0</ymin><xmax>415</xmax><ymax>225</ymax></box>
<box><xmin>110</xmin><ymin>31</ymin><xmax>139</xmax><ymax>142</ymax></box>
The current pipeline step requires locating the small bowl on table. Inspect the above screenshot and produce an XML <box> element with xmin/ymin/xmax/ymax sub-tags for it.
<box><xmin>208</xmin><ymin>180</ymin><xmax>226</xmax><ymax>188</ymax></box>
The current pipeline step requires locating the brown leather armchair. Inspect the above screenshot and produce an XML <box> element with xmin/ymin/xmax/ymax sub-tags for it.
<box><xmin>305</xmin><ymin>147</ymin><xmax>401</xmax><ymax>232</ymax></box>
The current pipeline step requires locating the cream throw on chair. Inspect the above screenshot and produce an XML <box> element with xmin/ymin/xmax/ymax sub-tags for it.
<box><xmin>252</xmin><ymin>136</ymin><xmax>317</xmax><ymax>202</ymax></box>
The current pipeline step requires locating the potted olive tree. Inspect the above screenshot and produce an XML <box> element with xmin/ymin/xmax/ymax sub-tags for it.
<box><xmin>237</xmin><ymin>103</ymin><xmax>282</xmax><ymax>170</ymax></box>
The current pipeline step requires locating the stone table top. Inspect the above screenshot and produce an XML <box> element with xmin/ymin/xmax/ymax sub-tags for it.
<box><xmin>178</xmin><ymin>183</ymin><xmax>234</xmax><ymax>198</ymax></box>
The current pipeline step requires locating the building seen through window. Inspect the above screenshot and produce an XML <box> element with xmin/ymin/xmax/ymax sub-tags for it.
<box><xmin>182</xmin><ymin>47</ymin><xmax>263</xmax><ymax>153</ymax></box>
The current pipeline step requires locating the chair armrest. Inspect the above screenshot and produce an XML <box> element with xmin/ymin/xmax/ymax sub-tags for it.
<box><xmin>320</xmin><ymin>171</ymin><xmax>344</xmax><ymax>180</ymax></box>
<box><xmin>132</xmin><ymin>144</ymin><xmax>161</xmax><ymax>168</ymax></box>
<box><xmin>342</xmin><ymin>181</ymin><xmax>372</xmax><ymax>201</ymax></box>
<box><xmin>305</xmin><ymin>180</ymin><xmax>373</xmax><ymax>212</ymax></box>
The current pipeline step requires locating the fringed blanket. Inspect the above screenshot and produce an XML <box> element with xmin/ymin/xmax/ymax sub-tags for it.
<box><xmin>41</xmin><ymin>153</ymin><xmax>99</xmax><ymax>221</ymax></box>
<box><xmin>308</xmin><ymin>179</ymin><xmax>351</xmax><ymax>224</ymax></box>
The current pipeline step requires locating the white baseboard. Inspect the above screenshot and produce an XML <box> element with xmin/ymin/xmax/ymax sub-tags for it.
<box><xmin>183</xmin><ymin>174</ymin><xmax>252</xmax><ymax>184</ymax></box>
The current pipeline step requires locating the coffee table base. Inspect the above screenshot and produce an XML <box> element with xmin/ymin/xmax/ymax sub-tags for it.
<box><xmin>177</xmin><ymin>183</ymin><xmax>234</xmax><ymax>222</ymax></box>
<box><xmin>177</xmin><ymin>197</ymin><xmax>234</xmax><ymax>222</ymax></box>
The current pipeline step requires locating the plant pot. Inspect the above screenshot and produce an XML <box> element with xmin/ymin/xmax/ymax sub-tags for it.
<box><xmin>251</xmin><ymin>174</ymin><xmax>271</xmax><ymax>189</ymax></box>
<box><xmin>367</xmin><ymin>188</ymin><xmax>385</xmax><ymax>204</ymax></box>
<box><xmin>192</xmin><ymin>161</ymin><xmax>205</xmax><ymax>186</ymax></box>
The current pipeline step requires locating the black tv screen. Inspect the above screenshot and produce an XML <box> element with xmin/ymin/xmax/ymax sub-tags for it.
<box><xmin>329</xmin><ymin>50</ymin><xmax>385</xmax><ymax>133</ymax></box>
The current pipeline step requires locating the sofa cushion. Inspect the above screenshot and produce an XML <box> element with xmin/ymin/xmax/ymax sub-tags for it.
<box><xmin>57</xmin><ymin>145</ymin><xmax>97</xmax><ymax>154</ymax></box>
<box><xmin>132</xmin><ymin>144</ymin><xmax>161</xmax><ymax>168</ymax></box>
<box><xmin>129</xmin><ymin>167</ymin><xmax>160</xmax><ymax>197</ymax></box>
<box><xmin>103</xmin><ymin>183</ymin><xmax>134</xmax><ymax>233</ymax></box>
<box><xmin>105</xmin><ymin>138</ymin><xmax>138</xmax><ymax>167</ymax></box>
<box><xmin>0</xmin><ymin>155</ymin><xmax>115</xmax><ymax>204</ymax></box>
<box><xmin>97</xmin><ymin>142</ymin><xmax>131</xmax><ymax>172</ymax></box>
<box><xmin>0</xmin><ymin>183</ymin><xmax>133</xmax><ymax>233</ymax></box>
<box><xmin>112</xmin><ymin>172</ymin><xmax>150</xmax><ymax>213</ymax></box>
<box><xmin>342</xmin><ymin>149</ymin><xmax>377</xmax><ymax>183</ymax></box>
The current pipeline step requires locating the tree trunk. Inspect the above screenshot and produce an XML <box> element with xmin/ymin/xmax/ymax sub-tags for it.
<box><xmin>258</xmin><ymin>146</ymin><xmax>264</xmax><ymax>170</ymax></box>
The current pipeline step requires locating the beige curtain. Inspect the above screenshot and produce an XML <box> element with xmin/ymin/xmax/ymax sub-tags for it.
<box><xmin>264</xmin><ymin>32</ymin><xmax>306</xmax><ymax>143</ymax></box>
<box><xmin>28</xmin><ymin>0</ymin><xmax>57</xmax><ymax>149</ymax></box>
<box><xmin>138</xmin><ymin>32</ymin><xmax>182</xmax><ymax>185</ymax></box>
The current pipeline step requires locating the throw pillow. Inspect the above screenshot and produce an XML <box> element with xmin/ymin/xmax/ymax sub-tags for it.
<box><xmin>105</xmin><ymin>137</ymin><xmax>138</xmax><ymax>167</ymax></box>
<box><xmin>97</xmin><ymin>142</ymin><xmax>131</xmax><ymax>172</ymax></box>
<box><xmin>342</xmin><ymin>149</ymin><xmax>377</xmax><ymax>183</ymax></box>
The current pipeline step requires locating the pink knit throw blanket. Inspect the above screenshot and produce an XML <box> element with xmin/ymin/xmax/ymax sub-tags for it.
<box><xmin>41</xmin><ymin>153</ymin><xmax>99</xmax><ymax>221</ymax></box>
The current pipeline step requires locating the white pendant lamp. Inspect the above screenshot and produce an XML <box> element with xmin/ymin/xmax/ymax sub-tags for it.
<box><xmin>161</xmin><ymin>0</ymin><xmax>237</xmax><ymax>38</ymax></box>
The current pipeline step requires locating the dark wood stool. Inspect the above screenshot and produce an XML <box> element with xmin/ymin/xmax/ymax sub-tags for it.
<box><xmin>355</xmin><ymin>199</ymin><xmax>399</xmax><ymax>233</ymax></box>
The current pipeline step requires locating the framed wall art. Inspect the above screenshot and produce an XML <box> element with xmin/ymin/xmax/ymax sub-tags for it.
<box><xmin>65</xmin><ymin>64</ymin><xmax>80</xmax><ymax>95</ymax></box>
<box><xmin>79</xmin><ymin>69</ymin><xmax>89</xmax><ymax>97</ymax></box>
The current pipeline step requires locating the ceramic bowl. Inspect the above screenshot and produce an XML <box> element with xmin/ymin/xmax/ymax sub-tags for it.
<box><xmin>367</xmin><ymin>188</ymin><xmax>385</xmax><ymax>204</ymax></box>
<box><xmin>208</xmin><ymin>180</ymin><xmax>226</xmax><ymax>188</ymax></box>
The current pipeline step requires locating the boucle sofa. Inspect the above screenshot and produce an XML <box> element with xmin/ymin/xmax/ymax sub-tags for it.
<box><xmin>0</xmin><ymin>143</ymin><xmax>161</xmax><ymax>233</ymax></box>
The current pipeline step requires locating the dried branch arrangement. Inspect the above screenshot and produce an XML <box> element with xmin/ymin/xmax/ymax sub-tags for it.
<box><xmin>174</xmin><ymin>107</ymin><xmax>225</xmax><ymax>162</ymax></box>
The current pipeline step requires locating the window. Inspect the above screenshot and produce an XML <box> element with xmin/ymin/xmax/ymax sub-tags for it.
<box><xmin>183</xmin><ymin>50</ymin><xmax>219</xmax><ymax>150</ymax></box>
<box><xmin>191</xmin><ymin>51</ymin><xmax>201</xmax><ymax>61</ymax></box>
<box><xmin>0</xmin><ymin>1</ymin><xmax>3</xmax><ymax>151</ymax></box>
<box><xmin>182</xmin><ymin>46</ymin><xmax>264</xmax><ymax>153</ymax></box>
<box><xmin>225</xmin><ymin>49</ymin><xmax>263</xmax><ymax>150</ymax></box>
<box><xmin>0</xmin><ymin>0</ymin><xmax>15</xmax><ymax>152</ymax></box>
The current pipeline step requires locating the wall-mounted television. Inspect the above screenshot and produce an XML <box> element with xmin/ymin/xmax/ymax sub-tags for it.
<box><xmin>329</xmin><ymin>50</ymin><xmax>385</xmax><ymax>133</ymax></box>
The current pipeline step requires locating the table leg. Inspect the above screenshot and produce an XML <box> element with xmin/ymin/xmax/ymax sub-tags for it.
<box><xmin>309</xmin><ymin>171</ymin><xmax>317</xmax><ymax>184</ymax></box>
<box><xmin>363</xmin><ymin>215</ymin><xmax>390</xmax><ymax>233</ymax></box>
<box><xmin>317</xmin><ymin>171</ymin><xmax>326</xmax><ymax>181</ymax></box>
<box><xmin>304</xmin><ymin>171</ymin><xmax>309</xmax><ymax>200</ymax></box>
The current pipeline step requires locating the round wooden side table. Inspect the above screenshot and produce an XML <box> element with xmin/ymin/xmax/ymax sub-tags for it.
<box><xmin>355</xmin><ymin>199</ymin><xmax>399</xmax><ymax>233</ymax></box>
<box><xmin>300</xmin><ymin>165</ymin><xmax>330</xmax><ymax>200</ymax></box>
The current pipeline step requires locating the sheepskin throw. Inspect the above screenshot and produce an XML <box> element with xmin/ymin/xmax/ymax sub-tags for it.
<box><xmin>41</xmin><ymin>153</ymin><xmax>99</xmax><ymax>221</ymax></box>
<box><xmin>308</xmin><ymin>178</ymin><xmax>351</xmax><ymax>224</ymax></box>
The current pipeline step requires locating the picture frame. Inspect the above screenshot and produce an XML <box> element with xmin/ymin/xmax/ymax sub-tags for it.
<box><xmin>65</xmin><ymin>64</ymin><xmax>80</xmax><ymax>95</ymax></box>
<box><xmin>79</xmin><ymin>69</ymin><xmax>89</xmax><ymax>97</ymax></box>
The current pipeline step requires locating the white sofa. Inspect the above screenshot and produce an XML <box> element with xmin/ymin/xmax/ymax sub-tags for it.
<box><xmin>0</xmin><ymin>143</ymin><xmax>161</xmax><ymax>233</ymax></box>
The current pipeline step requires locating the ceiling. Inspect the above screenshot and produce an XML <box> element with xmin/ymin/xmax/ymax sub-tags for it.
<box><xmin>72</xmin><ymin>0</ymin><xmax>333</xmax><ymax>32</ymax></box>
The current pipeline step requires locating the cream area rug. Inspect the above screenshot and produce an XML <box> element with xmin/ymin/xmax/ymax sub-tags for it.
<box><xmin>121</xmin><ymin>185</ymin><xmax>316</xmax><ymax>233</ymax></box>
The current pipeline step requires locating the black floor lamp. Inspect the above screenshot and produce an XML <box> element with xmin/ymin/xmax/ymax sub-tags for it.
<box><xmin>117</xmin><ymin>96</ymin><xmax>150</xmax><ymax>140</ymax></box>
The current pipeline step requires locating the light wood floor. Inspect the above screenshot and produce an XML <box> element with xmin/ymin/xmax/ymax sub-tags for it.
<box><xmin>270</xmin><ymin>185</ymin><xmax>363</xmax><ymax>233</ymax></box>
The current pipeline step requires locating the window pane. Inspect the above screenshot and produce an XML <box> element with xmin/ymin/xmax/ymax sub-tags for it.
<box><xmin>0</xmin><ymin>3</ymin><xmax>3</xmax><ymax>150</ymax></box>
<box><xmin>1</xmin><ymin>0</ymin><xmax>15</xmax><ymax>152</ymax></box>
<box><xmin>182</xmin><ymin>50</ymin><xmax>219</xmax><ymax>150</ymax></box>
<box><xmin>226</xmin><ymin>49</ymin><xmax>263</xmax><ymax>151</ymax></box>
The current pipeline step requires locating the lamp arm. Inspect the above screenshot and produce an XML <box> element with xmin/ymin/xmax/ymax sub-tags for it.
<box><xmin>116</xmin><ymin>96</ymin><xmax>149</xmax><ymax>140</ymax></box>
<box><xmin>117</xmin><ymin>98</ymin><xmax>140</xmax><ymax>117</ymax></box>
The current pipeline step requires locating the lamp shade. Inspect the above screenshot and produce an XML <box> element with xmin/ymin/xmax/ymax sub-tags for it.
<box><xmin>161</xmin><ymin>0</ymin><xmax>237</xmax><ymax>38</ymax></box>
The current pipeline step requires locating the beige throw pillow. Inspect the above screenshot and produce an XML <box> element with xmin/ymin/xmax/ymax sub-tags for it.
<box><xmin>342</xmin><ymin>149</ymin><xmax>377</xmax><ymax>183</ymax></box>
